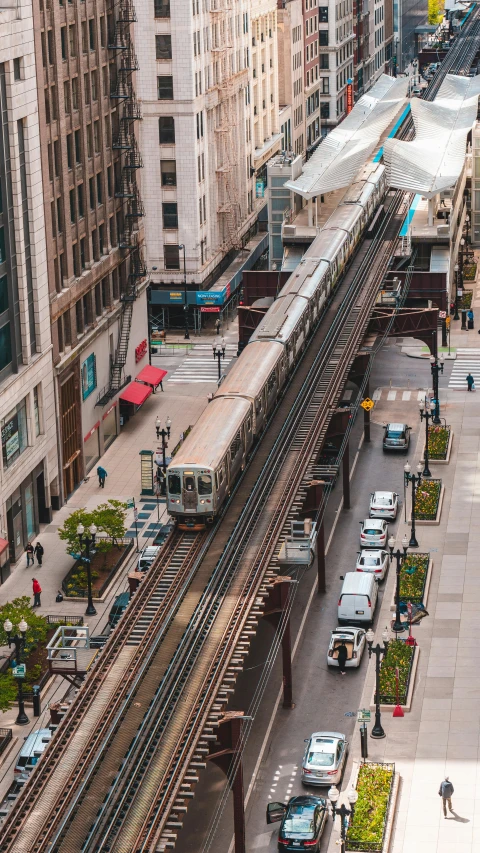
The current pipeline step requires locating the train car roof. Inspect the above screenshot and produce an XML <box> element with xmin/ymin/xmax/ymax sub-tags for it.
<box><xmin>216</xmin><ymin>340</ymin><xmax>284</xmax><ymax>400</ymax></box>
<box><xmin>168</xmin><ymin>396</ymin><xmax>252</xmax><ymax>470</ymax></box>
<box><xmin>326</xmin><ymin>203</ymin><xmax>364</xmax><ymax>232</ymax></box>
<box><xmin>280</xmin><ymin>257</ymin><xmax>330</xmax><ymax>298</ymax></box>
<box><xmin>250</xmin><ymin>294</ymin><xmax>309</xmax><ymax>343</ymax></box>
<box><xmin>304</xmin><ymin>227</ymin><xmax>348</xmax><ymax>263</ymax></box>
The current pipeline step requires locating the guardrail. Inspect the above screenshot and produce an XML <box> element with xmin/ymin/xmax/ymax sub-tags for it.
<box><xmin>0</xmin><ymin>728</ymin><xmax>12</xmax><ymax>758</ymax></box>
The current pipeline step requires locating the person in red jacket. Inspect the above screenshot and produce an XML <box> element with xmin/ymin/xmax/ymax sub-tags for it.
<box><xmin>32</xmin><ymin>578</ymin><xmax>42</xmax><ymax>607</ymax></box>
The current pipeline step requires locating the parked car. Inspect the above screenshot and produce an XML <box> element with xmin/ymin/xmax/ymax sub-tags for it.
<box><xmin>266</xmin><ymin>795</ymin><xmax>328</xmax><ymax>851</ymax></box>
<box><xmin>108</xmin><ymin>591</ymin><xmax>130</xmax><ymax>627</ymax></box>
<box><xmin>369</xmin><ymin>491</ymin><xmax>398</xmax><ymax>520</ymax></box>
<box><xmin>301</xmin><ymin>732</ymin><xmax>348</xmax><ymax>786</ymax></box>
<box><xmin>327</xmin><ymin>627</ymin><xmax>366</xmax><ymax>668</ymax></box>
<box><xmin>359</xmin><ymin>518</ymin><xmax>388</xmax><ymax>548</ymax></box>
<box><xmin>356</xmin><ymin>549</ymin><xmax>390</xmax><ymax>580</ymax></box>
<box><xmin>137</xmin><ymin>545</ymin><xmax>160</xmax><ymax>572</ymax></box>
<box><xmin>382</xmin><ymin>422</ymin><xmax>411</xmax><ymax>452</ymax></box>
<box><xmin>14</xmin><ymin>729</ymin><xmax>52</xmax><ymax>776</ymax></box>
<box><xmin>338</xmin><ymin>573</ymin><xmax>379</xmax><ymax>625</ymax></box>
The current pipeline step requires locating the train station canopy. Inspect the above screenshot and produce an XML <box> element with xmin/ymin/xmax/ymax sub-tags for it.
<box><xmin>384</xmin><ymin>73</ymin><xmax>480</xmax><ymax>198</ymax></box>
<box><xmin>284</xmin><ymin>74</ymin><xmax>409</xmax><ymax>200</ymax></box>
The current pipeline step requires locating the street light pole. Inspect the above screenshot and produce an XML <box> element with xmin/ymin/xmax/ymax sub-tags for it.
<box><xmin>155</xmin><ymin>416</ymin><xmax>172</xmax><ymax>472</ymax></box>
<box><xmin>77</xmin><ymin>523</ymin><xmax>97</xmax><ymax>616</ymax></box>
<box><xmin>366</xmin><ymin>627</ymin><xmax>390</xmax><ymax>739</ymax></box>
<box><xmin>212</xmin><ymin>339</ymin><xmax>226</xmax><ymax>381</ymax></box>
<box><xmin>4</xmin><ymin>618</ymin><xmax>29</xmax><ymax>725</ymax></box>
<box><xmin>419</xmin><ymin>397</ymin><xmax>433</xmax><ymax>477</ymax></box>
<box><xmin>178</xmin><ymin>244</ymin><xmax>189</xmax><ymax>340</ymax></box>
<box><xmin>328</xmin><ymin>786</ymin><xmax>359</xmax><ymax>853</ymax></box>
<box><xmin>454</xmin><ymin>263</ymin><xmax>460</xmax><ymax>321</ymax></box>
<box><xmin>388</xmin><ymin>535</ymin><xmax>409</xmax><ymax>634</ymax></box>
<box><xmin>404</xmin><ymin>461</ymin><xmax>422</xmax><ymax>548</ymax></box>
<box><xmin>430</xmin><ymin>354</ymin><xmax>444</xmax><ymax>424</ymax></box>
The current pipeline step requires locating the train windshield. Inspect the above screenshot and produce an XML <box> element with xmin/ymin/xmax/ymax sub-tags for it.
<box><xmin>198</xmin><ymin>475</ymin><xmax>212</xmax><ymax>495</ymax></box>
<box><xmin>168</xmin><ymin>474</ymin><xmax>181</xmax><ymax>494</ymax></box>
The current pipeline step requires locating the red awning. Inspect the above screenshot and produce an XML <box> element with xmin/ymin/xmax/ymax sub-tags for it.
<box><xmin>135</xmin><ymin>365</ymin><xmax>168</xmax><ymax>389</ymax></box>
<box><xmin>119</xmin><ymin>382</ymin><xmax>153</xmax><ymax>407</ymax></box>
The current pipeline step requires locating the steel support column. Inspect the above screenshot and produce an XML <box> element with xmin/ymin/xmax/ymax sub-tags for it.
<box><xmin>343</xmin><ymin>439</ymin><xmax>350</xmax><ymax>510</ymax></box>
<box><xmin>363</xmin><ymin>380</ymin><xmax>371</xmax><ymax>443</ymax></box>
<box><xmin>300</xmin><ymin>479</ymin><xmax>326</xmax><ymax>593</ymax></box>
<box><xmin>206</xmin><ymin>712</ymin><xmax>246</xmax><ymax>853</ymax></box>
<box><xmin>263</xmin><ymin>577</ymin><xmax>295</xmax><ymax>708</ymax></box>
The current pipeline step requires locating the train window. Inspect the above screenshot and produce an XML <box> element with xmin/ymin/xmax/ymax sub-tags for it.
<box><xmin>267</xmin><ymin>372</ymin><xmax>276</xmax><ymax>393</ymax></box>
<box><xmin>184</xmin><ymin>475</ymin><xmax>195</xmax><ymax>491</ymax></box>
<box><xmin>246</xmin><ymin>417</ymin><xmax>252</xmax><ymax>432</ymax></box>
<box><xmin>198</xmin><ymin>474</ymin><xmax>212</xmax><ymax>495</ymax></box>
<box><xmin>255</xmin><ymin>397</ymin><xmax>262</xmax><ymax>414</ymax></box>
<box><xmin>218</xmin><ymin>467</ymin><xmax>224</xmax><ymax>485</ymax></box>
<box><xmin>168</xmin><ymin>474</ymin><xmax>181</xmax><ymax>494</ymax></box>
<box><xmin>230</xmin><ymin>432</ymin><xmax>242</xmax><ymax>458</ymax></box>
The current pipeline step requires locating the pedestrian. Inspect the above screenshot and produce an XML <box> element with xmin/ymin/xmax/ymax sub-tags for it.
<box><xmin>215</xmin><ymin>318</ymin><xmax>221</xmax><ymax>336</ymax></box>
<box><xmin>468</xmin><ymin>309</ymin><xmax>474</xmax><ymax>330</ymax></box>
<box><xmin>25</xmin><ymin>542</ymin><xmax>34</xmax><ymax>567</ymax></box>
<box><xmin>32</xmin><ymin>578</ymin><xmax>42</xmax><ymax>608</ymax></box>
<box><xmin>97</xmin><ymin>465</ymin><xmax>107</xmax><ymax>488</ymax></box>
<box><xmin>34</xmin><ymin>542</ymin><xmax>44</xmax><ymax>566</ymax></box>
<box><xmin>337</xmin><ymin>641</ymin><xmax>348</xmax><ymax>676</ymax></box>
<box><xmin>438</xmin><ymin>776</ymin><xmax>454</xmax><ymax>817</ymax></box>
<box><xmin>466</xmin><ymin>372</ymin><xmax>475</xmax><ymax>391</ymax></box>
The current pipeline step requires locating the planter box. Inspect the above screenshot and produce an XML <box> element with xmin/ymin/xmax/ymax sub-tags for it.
<box><xmin>423</xmin><ymin>429</ymin><xmax>453</xmax><ymax>464</ymax></box>
<box><xmin>370</xmin><ymin>645</ymin><xmax>420</xmax><ymax>713</ymax></box>
<box><xmin>415</xmin><ymin>484</ymin><xmax>444</xmax><ymax>526</ymax></box>
<box><xmin>345</xmin><ymin>762</ymin><xmax>396</xmax><ymax>853</ymax></box>
<box><xmin>62</xmin><ymin>540</ymin><xmax>134</xmax><ymax>601</ymax></box>
<box><xmin>390</xmin><ymin>556</ymin><xmax>432</xmax><ymax>611</ymax></box>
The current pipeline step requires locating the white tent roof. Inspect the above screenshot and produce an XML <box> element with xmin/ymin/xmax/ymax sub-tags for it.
<box><xmin>384</xmin><ymin>74</ymin><xmax>480</xmax><ymax>198</ymax></box>
<box><xmin>284</xmin><ymin>75</ymin><xmax>408</xmax><ymax>199</ymax></box>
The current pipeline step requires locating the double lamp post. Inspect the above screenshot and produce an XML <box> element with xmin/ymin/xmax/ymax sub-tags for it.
<box><xmin>213</xmin><ymin>339</ymin><xmax>226</xmax><ymax>381</ymax></box>
<box><xmin>4</xmin><ymin>617</ymin><xmax>29</xmax><ymax>725</ymax></box>
<box><xmin>76</xmin><ymin>523</ymin><xmax>97</xmax><ymax>616</ymax></box>
<box><xmin>328</xmin><ymin>785</ymin><xmax>359</xmax><ymax>853</ymax></box>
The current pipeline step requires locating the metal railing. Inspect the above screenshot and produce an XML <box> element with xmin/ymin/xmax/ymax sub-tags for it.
<box><xmin>0</xmin><ymin>728</ymin><xmax>12</xmax><ymax>758</ymax></box>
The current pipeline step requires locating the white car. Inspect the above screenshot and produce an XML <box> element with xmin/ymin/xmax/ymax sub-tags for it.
<box><xmin>327</xmin><ymin>627</ymin><xmax>366</xmax><ymax>668</ymax></box>
<box><xmin>356</xmin><ymin>549</ymin><xmax>390</xmax><ymax>580</ymax></box>
<box><xmin>369</xmin><ymin>491</ymin><xmax>398</xmax><ymax>520</ymax></box>
<box><xmin>359</xmin><ymin>518</ymin><xmax>388</xmax><ymax>548</ymax></box>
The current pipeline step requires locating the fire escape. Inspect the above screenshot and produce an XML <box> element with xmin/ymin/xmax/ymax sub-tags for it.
<box><xmin>97</xmin><ymin>0</ymin><xmax>146</xmax><ymax>405</ymax></box>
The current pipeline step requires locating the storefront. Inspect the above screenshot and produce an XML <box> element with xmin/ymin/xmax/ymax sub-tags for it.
<box><xmin>102</xmin><ymin>402</ymin><xmax>118</xmax><ymax>451</ymax></box>
<box><xmin>84</xmin><ymin>421</ymin><xmax>101</xmax><ymax>473</ymax></box>
<box><xmin>5</xmin><ymin>462</ymin><xmax>47</xmax><ymax>564</ymax></box>
<box><xmin>119</xmin><ymin>381</ymin><xmax>152</xmax><ymax>425</ymax></box>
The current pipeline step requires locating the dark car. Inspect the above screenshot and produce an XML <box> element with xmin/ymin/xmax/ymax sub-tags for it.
<box><xmin>266</xmin><ymin>795</ymin><xmax>328</xmax><ymax>851</ymax></box>
<box><xmin>108</xmin><ymin>591</ymin><xmax>130</xmax><ymax>628</ymax></box>
<box><xmin>382</xmin><ymin>422</ymin><xmax>411</xmax><ymax>452</ymax></box>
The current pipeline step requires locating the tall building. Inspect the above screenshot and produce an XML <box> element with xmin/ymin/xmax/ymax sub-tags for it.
<box><xmin>32</xmin><ymin>0</ymin><xmax>148</xmax><ymax>502</ymax></box>
<box><xmin>394</xmin><ymin>0</ymin><xmax>427</xmax><ymax>71</ymax></box>
<box><xmin>277</xmin><ymin>0</ymin><xmax>305</xmax><ymax>154</ymax></box>
<box><xmin>137</xmin><ymin>0</ymin><xmax>281</xmax><ymax>324</ymax></box>
<box><xmin>0</xmin><ymin>1</ymin><xmax>58</xmax><ymax>570</ymax></box>
<box><xmin>303</xmin><ymin>0</ymin><xmax>323</xmax><ymax>147</ymax></box>
<box><xmin>318</xmin><ymin>0</ymin><xmax>355</xmax><ymax>129</ymax></box>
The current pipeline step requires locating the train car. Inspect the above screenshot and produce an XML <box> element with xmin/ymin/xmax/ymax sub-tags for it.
<box><xmin>215</xmin><ymin>340</ymin><xmax>285</xmax><ymax>435</ymax></box>
<box><xmin>250</xmin><ymin>294</ymin><xmax>313</xmax><ymax>367</ymax></box>
<box><xmin>167</xmin><ymin>396</ymin><xmax>253</xmax><ymax>528</ymax></box>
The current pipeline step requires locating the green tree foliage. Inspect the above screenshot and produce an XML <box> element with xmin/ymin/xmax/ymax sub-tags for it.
<box><xmin>428</xmin><ymin>0</ymin><xmax>442</xmax><ymax>25</ymax></box>
<box><xmin>0</xmin><ymin>597</ymin><xmax>48</xmax><ymax>655</ymax></box>
<box><xmin>58</xmin><ymin>500</ymin><xmax>128</xmax><ymax>564</ymax></box>
<box><xmin>0</xmin><ymin>672</ymin><xmax>18</xmax><ymax>713</ymax></box>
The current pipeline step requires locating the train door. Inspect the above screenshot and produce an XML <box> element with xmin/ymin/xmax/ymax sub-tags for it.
<box><xmin>182</xmin><ymin>472</ymin><xmax>198</xmax><ymax>511</ymax></box>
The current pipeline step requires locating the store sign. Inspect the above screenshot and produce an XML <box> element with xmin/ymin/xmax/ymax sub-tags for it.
<box><xmin>135</xmin><ymin>339</ymin><xmax>148</xmax><ymax>363</ymax></box>
<box><xmin>201</xmin><ymin>307</ymin><xmax>221</xmax><ymax>313</ymax></box>
<box><xmin>84</xmin><ymin>421</ymin><xmax>100</xmax><ymax>443</ymax></box>
<box><xmin>256</xmin><ymin>180</ymin><xmax>265</xmax><ymax>198</ymax></box>
<box><xmin>1</xmin><ymin>413</ymin><xmax>19</xmax><ymax>462</ymax></box>
<box><xmin>103</xmin><ymin>401</ymin><xmax>117</xmax><ymax>419</ymax></box>
<box><xmin>196</xmin><ymin>291</ymin><xmax>224</xmax><ymax>306</ymax></box>
<box><xmin>81</xmin><ymin>354</ymin><xmax>97</xmax><ymax>401</ymax></box>
<box><xmin>346</xmin><ymin>80</ymin><xmax>353</xmax><ymax>114</ymax></box>
<box><xmin>169</xmin><ymin>291</ymin><xmax>184</xmax><ymax>302</ymax></box>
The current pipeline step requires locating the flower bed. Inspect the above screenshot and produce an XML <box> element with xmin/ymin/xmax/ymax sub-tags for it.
<box><xmin>398</xmin><ymin>553</ymin><xmax>429</xmax><ymax>604</ymax></box>
<box><xmin>378</xmin><ymin>640</ymin><xmax>415</xmax><ymax>705</ymax></box>
<box><xmin>414</xmin><ymin>479</ymin><xmax>441</xmax><ymax>520</ymax></box>
<box><xmin>463</xmin><ymin>263</ymin><xmax>477</xmax><ymax>281</ymax></box>
<box><xmin>346</xmin><ymin>762</ymin><xmax>395</xmax><ymax>852</ymax></box>
<box><xmin>427</xmin><ymin>426</ymin><xmax>450</xmax><ymax>460</ymax></box>
<box><xmin>459</xmin><ymin>289</ymin><xmax>473</xmax><ymax>309</ymax></box>
<box><xmin>62</xmin><ymin>540</ymin><xmax>133</xmax><ymax>598</ymax></box>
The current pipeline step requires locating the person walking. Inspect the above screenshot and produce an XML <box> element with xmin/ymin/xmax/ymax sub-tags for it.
<box><xmin>468</xmin><ymin>309</ymin><xmax>474</xmax><ymax>330</ymax></box>
<box><xmin>439</xmin><ymin>777</ymin><xmax>454</xmax><ymax>817</ymax></box>
<box><xmin>215</xmin><ymin>317</ymin><xmax>221</xmax><ymax>336</ymax></box>
<box><xmin>97</xmin><ymin>465</ymin><xmax>107</xmax><ymax>488</ymax></box>
<box><xmin>25</xmin><ymin>542</ymin><xmax>34</xmax><ymax>567</ymax></box>
<box><xmin>337</xmin><ymin>641</ymin><xmax>348</xmax><ymax>676</ymax></box>
<box><xmin>34</xmin><ymin>542</ymin><xmax>44</xmax><ymax>566</ymax></box>
<box><xmin>466</xmin><ymin>372</ymin><xmax>475</xmax><ymax>391</ymax></box>
<box><xmin>32</xmin><ymin>578</ymin><xmax>42</xmax><ymax>608</ymax></box>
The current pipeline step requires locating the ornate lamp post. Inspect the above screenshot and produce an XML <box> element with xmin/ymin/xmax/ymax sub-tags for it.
<box><xmin>454</xmin><ymin>263</ymin><xmax>460</xmax><ymax>321</ymax></box>
<box><xmin>366</xmin><ymin>627</ymin><xmax>390</xmax><ymax>739</ymax></box>
<box><xmin>155</xmin><ymin>416</ymin><xmax>172</xmax><ymax>472</ymax></box>
<box><xmin>328</xmin><ymin>786</ymin><xmax>359</xmax><ymax>853</ymax></box>
<box><xmin>419</xmin><ymin>397</ymin><xmax>433</xmax><ymax>477</ymax></box>
<box><xmin>76</xmin><ymin>523</ymin><xmax>97</xmax><ymax>616</ymax></box>
<box><xmin>213</xmin><ymin>339</ymin><xmax>226</xmax><ymax>381</ymax></box>
<box><xmin>388</xmin><ymin>534</ymin><xmax>409</xmax><ymax>634</ymax></box>
<box><xmin>430</xmin><ymin>354</ymin><xmax>444</xmax><ymax>424</ymax></box>
<box><xmin>404</xmin><ymin>461</ymin><xmax>422</xmax><ymax>548</ymax></box>
<box><xmin>4</xmin><ymin>618</ymin><xmax>29</xmax><ymax>725</ymax></box>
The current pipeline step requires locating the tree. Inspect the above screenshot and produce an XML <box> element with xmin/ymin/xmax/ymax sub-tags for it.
<box><xmin>58</xmin><ymin>500</ymin><xmax>128</xmax><ymax>566</ymax></box>
<box><xmin>428</xmin><ymin>0</ymin><xmax>442</xmax><ymax>25</ymax></box>
<box><xmin>0</xmin><ymin>597</ymin><xmax>48</xmax><ymax>655</ymax></box>
<box><xmin>0</xmin><ymin>672</ymin><xmax>17</xmax><ymax>713</ymax></box>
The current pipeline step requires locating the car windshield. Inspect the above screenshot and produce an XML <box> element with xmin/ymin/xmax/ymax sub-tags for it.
<box><xmin>364</xmin><ymin>528</ymin><xmax>380</xmax><ymax>536</ymax></box>
<box><xmin>374</xmin><ymin>496</ymin><xmax>392</xmax><ymax>505</ymax></box>
<box><xmin>361</xmin><ymin>557</ymin><xmax>379</xmax><ymax>566</ymax></box>
<box><xmin>387</xmin><ymin>430</ymin><xmax>404</xmax><ymax>438</ymax></box>
<box><xmin>308</xmin><ymin>750</ymin><xmax>334</xmax><ymax>766</ymax></box>
<box><xmin>284</xmin><ymin>804</ymin><xmax>315</xmax><ymax>835</ymax></box>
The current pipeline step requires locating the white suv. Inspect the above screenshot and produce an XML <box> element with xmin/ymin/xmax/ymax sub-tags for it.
<box><xmin>137</xmin><ymin>546</ymin><xmax>160</xmax><ymax>572</ymax></box>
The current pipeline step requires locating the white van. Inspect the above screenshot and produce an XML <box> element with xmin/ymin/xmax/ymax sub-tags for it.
<box><xmin>338</xmin><ymin>572</ymin><xmax>378</xmax><ymax>625</ymax></box>
<box><xmin>14</xmin><ymin>728</ymin><xmax>52</xmax><ymax>776</ymax></box>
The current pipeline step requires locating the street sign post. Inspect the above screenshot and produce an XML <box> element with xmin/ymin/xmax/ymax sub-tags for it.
<box><xmin>357</xmin><ymin>708</ymin><xmax>371</xmax><ymax>723</ymax></box>
<box><xmin>12</xmin><ymin>664</ymin><xmax>26</xmax><ymax>679</ymax></box>
<box><xmin>360</xmin><ymin>398</ymin><xmax>374</xmax><ymax>412</ymax></box>
<box><xmin>126</xmin><ymin>498</ymin><xmax>135</xmax><ymax>509</ymax></box>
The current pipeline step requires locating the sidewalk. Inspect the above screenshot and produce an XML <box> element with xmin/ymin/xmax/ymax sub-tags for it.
<box><xmin>0</xmin><ymin>321</ymin><xmax>239</xmax><ymax>798</ymax></box>
<box><xmin>328</xmin><ymin>261</ymin><xmax>480</xmax><ymax>853</ymax></box>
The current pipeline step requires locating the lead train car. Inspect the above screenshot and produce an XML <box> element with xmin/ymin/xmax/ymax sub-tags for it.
<box><xmin>167</xmin><ymin>164</ymin><xmax>386</xmax><ymax>527</ymax></box>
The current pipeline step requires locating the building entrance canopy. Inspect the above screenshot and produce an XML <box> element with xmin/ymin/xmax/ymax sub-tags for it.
<box><xmin>285</xmin><ymin>74</ymin><xmax>409</xmax><ymax>199</ymax></box>
<box><xmin>384</xmin><ymin>73</ymin><xmax>480</xmax><ymax>197</ymax></box>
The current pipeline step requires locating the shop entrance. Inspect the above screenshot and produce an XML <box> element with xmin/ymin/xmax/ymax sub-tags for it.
<box><xmin>60</xmin><ymin>373</ymin><xmax>82</xmax><ymax>498</ymax></box>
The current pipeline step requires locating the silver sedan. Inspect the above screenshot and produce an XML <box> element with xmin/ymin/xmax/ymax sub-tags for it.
<box><xmin>301</xmin><ymin>732</ymin><xmax>348</xmax><ymax>786</ymax></box>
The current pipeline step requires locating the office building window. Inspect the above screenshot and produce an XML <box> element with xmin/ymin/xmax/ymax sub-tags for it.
<box><xmin>33</xmin><ymin>385</ymin><xmax>41</xmax><ymax>436</ymax></box>
<box><xmin>13</xmin><ymin>58</ymin><xmax>21</xmax><ymax>81</ymax></box>
<box><xmin>1</xmin><ymin>398</ymin><xmax>28</xmax><ymax>468</ymax></box>
<box><xmin>319</xmin><ymin>6</ymin><xmax>328</xmax><ymax>21</ymax></box>
<box><xmin>321</xmin><ymin>102</ymin><xmax>330</xmax><ymax>118</ymax></box>
<box><xmin>161</xmin><ymin>160</ymin><xmax>176</xmax><ymax>186</ymax></box>
<box><xmin>154</xmin><ymin>0</ymin><xmax>170</xmax><ymax>16</ymax></box>
<box><xmin>157</xmin><ymin>76</ymin><xmax>173</xmax><ymax>99</ymax></box>
<box><xmin>156</xmin><ymin>35</ymin><xmax>172</xmax><ymax>59</ymax></box>
<box><xmin>162</xmin><ymin>202</ymin><xmax>178</xmax><ymax>228</ymax></box>
<box><xmin>320</xmin><ymin>54</ymin><xmax>329</xmax><ymax>69</ymax></box>
<box><xmin>159</xmin><ymin>116</ymin><xmax>175</xmax><ymax>143</ymax></box>
<box><xmin>319</xmin><ymin>31</ymin><xmax>328</xmax><ymax>45</ymax></box>
<box><xmin>164</xmin><ymin>245</ymin><xmax>180</xmax><ymax>269</ymax></box>
<box><xmin>321</xmin><ymin>77</ymin><xmax>329</xmax><ymax>94</ymax></box>
<box><xmin>72</xmin><ymin>76</ymin><xmax>79</xmax><ymax>109</ymax></box>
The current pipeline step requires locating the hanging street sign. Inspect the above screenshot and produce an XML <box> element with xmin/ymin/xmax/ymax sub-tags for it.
<box><xmin>12</xmin><ymin>664</ymin><xmax>26</xmax><ymax>679</ymax></box>
<box><xmin>357</xmin><ymin>708</ymin><xmax>371</xmax><ymax>722</ymax></box>
<box><xmin>360</xmin><ymin>398</ymin><xmax>374</xmax><ymax>412</ymax></box>
<box><xmin>126</xmin><ymin>498</ymin><xmax>135</xmax><ymax>509</ymax></box>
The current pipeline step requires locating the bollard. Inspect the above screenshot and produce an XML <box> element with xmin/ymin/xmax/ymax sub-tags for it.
<box><xmin>32</xmin><ymin>685</ymin><xmax>41</xmax><ymax>717</ymax></box>
<box><xmin>360</xmin><ymin>722</ymin><xmax>368</xmax><ymax>760</ymax></box>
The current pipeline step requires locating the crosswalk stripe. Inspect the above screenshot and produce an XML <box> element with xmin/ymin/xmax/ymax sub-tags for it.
<box><xmin>387</xmin><ymin>390</ymin><xmax>397</xmax><ymax>400</ymax></box>
<box><xmin>373</xmin><ymin>389</ymin><xmax>382</xmax><ymax>400</ymax></box>
<box><xmin>448</xmin><ymin>351</ymin><xmax>480</xmax><ymax>388</ymax></box>
<box><xmin>167</xmin><ymin>346</ymin><xmax>233</xmax><ymax>383</ymax></box>
<box><xmin>402</xmin><ymin>391</ymin><xmax>411</xmax><ymax>400</ymax></box>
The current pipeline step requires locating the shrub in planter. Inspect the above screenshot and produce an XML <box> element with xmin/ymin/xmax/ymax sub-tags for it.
<box><xmin>414</xmin><ymin>479</ymin><xmax>441</xmax><ymax>520</ymax></box>
<box><xmin>459</xmin><ymin>289</ymin><xmax>473</xmax><ymax>309</ymax></box>
<box><xmin>346</xmin><ymin>762</ymin><xmax>394</xmax><ymax>851</ymax></box>
<box><xmin>399</xmin><ymin>553</ymin><xmax>429</xmax><ymax>603</ymax></box>
<box><xmin>427</xmin><ymin>426</ymin><xmax>450</xmax><ymax>460</ymax></box>
<box><xmin>463</xmin><ymin>264</ymin><xmax>477</xmax><ymax>281</ymax></box>
<box><xmin>378</xmin><ymin>639</ymin><xmax>415</xmax><ymax>704</ymax></box>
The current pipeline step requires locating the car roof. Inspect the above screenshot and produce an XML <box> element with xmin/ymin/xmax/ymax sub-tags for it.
<box><xmin>359</xmin><ymin>549</ymin><xmax>385</xmax><ymax>557</ymax></box>
<box><xmin>309</xmin><ymin>731</ymin><xmax>345</xmax><ymax>742</ymax></box>
<box><xmin>332</xmin><ymin>627</ymin><xmax>359</xmax><ymax>636</ymax></box>
<box><xmin>341</xmin><ymin>572</ymin><xmax>377</xmax><ymax>594</ymax></box>
<box><xmin>363</xmin><ymin>518</ymin><xmax>385</xmax><ymax>528</ymax></box>
<box><xmin>372</xmin><ymin>491</ymin><xmax>394</xmax><ymax>499</ymax></box>
<box><xmin>386</xmin><ymin>422</ymin><xmax>407</xmax><ymax>431</ymax></box>
<box><xmin>140</xmin><ymin>546</ymin><xmax>159</xmax><ymax>555</ymax></box>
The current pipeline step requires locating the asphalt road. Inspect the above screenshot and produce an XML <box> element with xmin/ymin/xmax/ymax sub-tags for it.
<box><xmin>175</xmin><ymin>340</ymin><xmax>444</xmax><ymax>853</ymax></box>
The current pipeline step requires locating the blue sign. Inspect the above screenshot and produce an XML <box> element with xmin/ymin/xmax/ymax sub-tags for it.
<box><xmin>256</xmin><ymin>180</ymin><xmax>265</xmax><ymax>199</ymax></box>
<box><xmin>81</xmin><ymin>354</ymin><xmax>97</xmax><ymax>401</ymax></box>
<box><xmin>196</xmin><ymin>291</ymin><xmax>225</xmax><ymax>306</ymax></box>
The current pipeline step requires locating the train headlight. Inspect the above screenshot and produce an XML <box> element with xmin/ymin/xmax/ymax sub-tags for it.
<box><xmin>200</xmin><ymin>500</ymin><xmax>205</xmax><ymax>504</ymax></box>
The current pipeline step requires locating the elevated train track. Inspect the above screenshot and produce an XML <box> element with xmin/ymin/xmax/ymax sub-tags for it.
<box><xmin>1</xmin><ymin>12</ymin><xmax>478</xmax><ymax>851</ymax></box>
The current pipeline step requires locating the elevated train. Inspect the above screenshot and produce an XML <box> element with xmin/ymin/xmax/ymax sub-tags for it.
<box><xmin>167</xmin><ymin>162</ymin><xmax>387</xmax><ymax>528</ymax></box>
